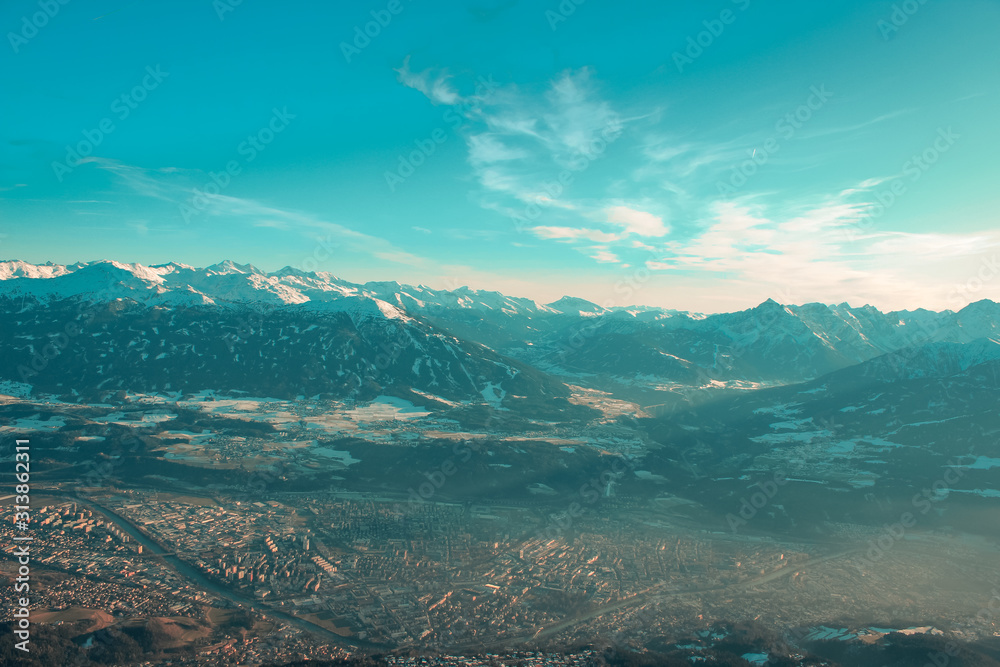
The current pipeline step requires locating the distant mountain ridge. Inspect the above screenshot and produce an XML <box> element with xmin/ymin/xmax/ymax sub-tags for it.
<box><xmin>0</xmin><ymin>259</ymin><xmax>562</xmax><ymax>313</ymax></box>
<box><xmin>1</xmin><ymin>259</ymin><xmax>999</xmax><ymax>397</ymax></box>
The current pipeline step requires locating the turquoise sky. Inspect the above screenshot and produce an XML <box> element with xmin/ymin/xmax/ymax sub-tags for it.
<box><xmin>1</xmin><ymin>0</ymin><xmax>998</xmax><ymax>311</ymax></box>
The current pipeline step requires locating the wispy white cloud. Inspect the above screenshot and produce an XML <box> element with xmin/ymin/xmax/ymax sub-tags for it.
<box><xmin>392</xmin><ymin>64</ymin><xmax>668</xmax><ymax>268</ymax></box>
<box><xmin>467</xmin><ymin>134</ymin><xmax>530</xmax><ymax>165</ymax></box>
<box><xmin>85</xmin><ymin>158</ymin><xmax>436</xmax><ymax>271</ymax></box>
<box><xmin>647</xmin><ymin>191</ymin><xmax>1000</xmax><ymax>310</ymax></box>
<box><xmin>797</xmin><ymin>108</ymin><xmax>914</xmax><ymax>140</ymax></box>
<box><xmin>393</xmin><ymin>55</ymin><xmax>461</xmax><ymax>105</ymax></box>
<box><xmin>532</xmin><ymin>226</ymin><xmax>623</xmax><ymax>243</ymax></box>
<box><xmin>438</xmin><ymin>67</ymin><xmax>625</xmax><ymax>206</ymax></box>
<box><xmin>639</xmin><ymin>135</ymin><xmax>747</xmax><ymax>179</ymax></box>
<box><xmin>194</xmin><ymin>193</ymin><xmax>435</xmax><ymax>270</ymax></box>
<box><xmin>540</xmin><ymin>69</ymin><xmax>623</xmax><ymax>159</ymax></box>
<box><xmin>81</xmin><ymin>157</ymin><xmax>185</xmax><ymax>202</ymax></box>
<box><xmin>861</xmin><ymin>231</ymin><xmax>998</xmax><ymax>259</ymax></box>
<box><xmin>605</xmin><ymin>206</ymin><xmax>669</xmax><ymax>237</ymax></box>
<box><xmin>589</xmin><ymin>248</ymin><xmax>619</xmax><ymax>264</ymax></box>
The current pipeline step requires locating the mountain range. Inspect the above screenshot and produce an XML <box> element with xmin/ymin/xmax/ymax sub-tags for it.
<box><xmin>1</xmin><ymin>259</ymin><xmax>999</xmax><ymax>412</ymax></box>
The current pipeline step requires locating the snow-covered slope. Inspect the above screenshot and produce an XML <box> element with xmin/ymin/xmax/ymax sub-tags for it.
<box><xmin>0</xmin><ymin>260</ymin><xmax>411</xmax><ymax>319</ymax></box>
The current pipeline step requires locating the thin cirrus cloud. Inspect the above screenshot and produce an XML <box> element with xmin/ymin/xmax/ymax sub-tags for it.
<box><xmin>393</xmin><ymin>56</ymin><xmax>462</xmax><ymax>106</ymax></box>
<box><xmin>397</xmin><ymin>60</ymin><xmax>673</xmax><ymax>270</ymax></box>
<box><xmin>83</xmin><ymin>158</ymin><xmax>436</xmax><ymax>271</ymax></box>
<box><xmin>395</xmin><ymin>61</ymin><xmax>623</xmax><ymax>209</ymax></box>
<box><xmin>532</xmin><ymin>226</ymin><xmax>623</xmax><ymax>243</ymax></box>
<box><xmin>467</xmin><ymin>134</ymin><xmax>531</xmax><ymax>165</ymax></box>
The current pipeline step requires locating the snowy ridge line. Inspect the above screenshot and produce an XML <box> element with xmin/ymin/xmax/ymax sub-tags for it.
<box><xmin>1</xmin><ymin>260</ymin><xmax>999</xmax><ymax>341</ymax></box>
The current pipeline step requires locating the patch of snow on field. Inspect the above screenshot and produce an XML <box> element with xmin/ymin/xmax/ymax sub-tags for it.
<box><xmin>0</xmin><ymin>415</ymin><xmax>66</xmax><ymax>433</ymax></box>
<box><xmin>753</xmin><ymin>403</ymin><xmax>802</xmax><ymax>418</ymax></box>
<box><xmin>0</xmin><ymin>381</ymin><xmax>33</xmax><ymax>399</ymax></box>
<box><xmin>750</xmin><ymin>430</ymin><xmax>833</xmax><ymax>446</ymax></box>
<box><xmin>480</xmin><ymin>381</ymin><xmax>506</xmax><ymax>407</ymax></box>
<box><xmin>311</xmin><ymin>446</ymin><xmax>361</xmax><ymax>466</ymax></box>
<box><xmin>950</xmin><ymin>456</ymin><xmax>1000</xmax><ymax>470</ymax></box>
<box><xmin>950</xmin><ymin>489</ymin><xmax>1000</xmax><ymax>499</ymax></box>
<box><xmin>346</xmin><ymin>396</ymin><xmax>430</xmax><ymax>421</ymax></box>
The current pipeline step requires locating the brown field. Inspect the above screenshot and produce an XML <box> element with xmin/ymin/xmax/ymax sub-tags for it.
<box><xmin>32</xmin><ymin>606</ymin><xmax>214</xmax><ymax>648</ymax></box>
<box><xmin>119</xmin><ymin>616</ymin><xmax>213</xmax><ymax>647</ymax></box>
<box><xmin>33</xmin><ymin>607</ymin><xmax>116</xmax><ymax>634</ymax></box>
<box><xmin>154</xmin><ymin>616</ymin><xmax>214</xmax><ymax>644</ymax></box>
<box><xmin>297</xmin><ymin>612</ymin><xmax>354</xmax><ymax>636</ymax></box>
<box><xmin>206</xmin><ymin>607</ymin><xmax>237</xmax><ymax>625</ymax></box>
<box><xmin>252</xmin><ymin>618</ymin><xmax>279</xmax><ymax>637</ymax></box>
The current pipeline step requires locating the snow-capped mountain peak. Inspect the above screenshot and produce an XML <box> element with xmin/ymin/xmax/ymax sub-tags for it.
<box><xmin>0</xmin><ymin>259</ymin><xmax>73</xmax><ymax>280</ymax></box>
<box><xmin>205</xmin><ymin>260</ymin><xmax>263</xmax><ymax>276</ymax></box>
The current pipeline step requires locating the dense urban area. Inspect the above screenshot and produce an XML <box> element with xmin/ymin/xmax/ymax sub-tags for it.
<box><xmin>3</xmin><ymin>388</ymin><xmax>999</xmax><ymax>665</ymax></box>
